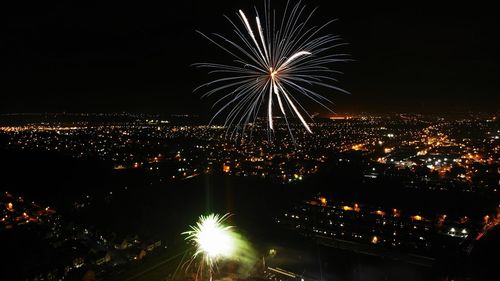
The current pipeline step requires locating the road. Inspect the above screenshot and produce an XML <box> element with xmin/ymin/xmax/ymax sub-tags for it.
<box><xmin>107</xmin><ymin>250</ymin><xmax>188</xmax><ymax>281</ymax></box>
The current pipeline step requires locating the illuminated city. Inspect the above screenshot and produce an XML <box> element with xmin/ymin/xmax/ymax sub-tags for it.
<box><xmin>0</xmin><ymin>112</ymin><xmax>498</xmax><ymax>280</ymax></box>
<box><xmin>1</xmin><ymin>113</ymin><xmax>497</xmax><ymax>190</ymax></box>
<box><xmin>4</xmin><ymin>0</ymin><xmax>500</xmax><ymax>280</ymax></box>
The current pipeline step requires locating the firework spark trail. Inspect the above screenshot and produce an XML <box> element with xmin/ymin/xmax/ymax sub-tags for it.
<box><xmin>182</xmin><ymin>213</ymin><xmax>236</xmax><ymax>280</ymax></box>
<box><xmin>194</xmin><ymin>0</ymin><xmax>348</xmax><ymax>138</ymax></box>
<box><xmin>182</xmin><ymin>213</ymin><xmax>258</xmax><ymax>280</ymax></box>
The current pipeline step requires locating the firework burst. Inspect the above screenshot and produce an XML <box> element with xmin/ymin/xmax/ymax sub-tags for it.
<box><xmin>183</xmin><ymin>213</ymin><xmax>236</xmax><ymax>280</ymax></box>
<box><xmin>195</xmin><ymin>0</ymin><xmax>349</xmax><ymax>139</ymax></box>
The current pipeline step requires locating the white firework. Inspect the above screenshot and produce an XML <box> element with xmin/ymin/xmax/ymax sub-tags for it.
<box><xmin>195</xmin><ymin>0</ymin><xmax>348</xmax><ymax>139</ymax></box>
<box><xmin>183</xmin><ymin>213</ymin><xmax>236</xmax><ymax>280</ymax></box>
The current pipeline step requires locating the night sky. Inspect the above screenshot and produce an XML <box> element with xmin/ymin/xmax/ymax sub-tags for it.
<box><xmin>5</xmin><ymin>1</ymin><xmax>500</xmax><ymax>115</ymax></box>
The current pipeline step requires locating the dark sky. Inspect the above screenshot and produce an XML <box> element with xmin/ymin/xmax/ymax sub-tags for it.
<box><xmin>5</xmin><ymin>1</ymin><xmax>500</xmax><ymax>115</ymax></box>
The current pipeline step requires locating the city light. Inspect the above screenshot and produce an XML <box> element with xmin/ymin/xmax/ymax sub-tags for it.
<box><xmin>412</xmin><ymin>215</ymin><xmax>423</xmax><ymax>221</ymax></box>
<box><xmin>342</xmin><ymin>206</ymin><xmax>353</xmax><ymax>211</ymax></box>
<box><xmin>320</xmin><ymin>197</ymin><xmax>328</xmax><ymax>206</ymax></box>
